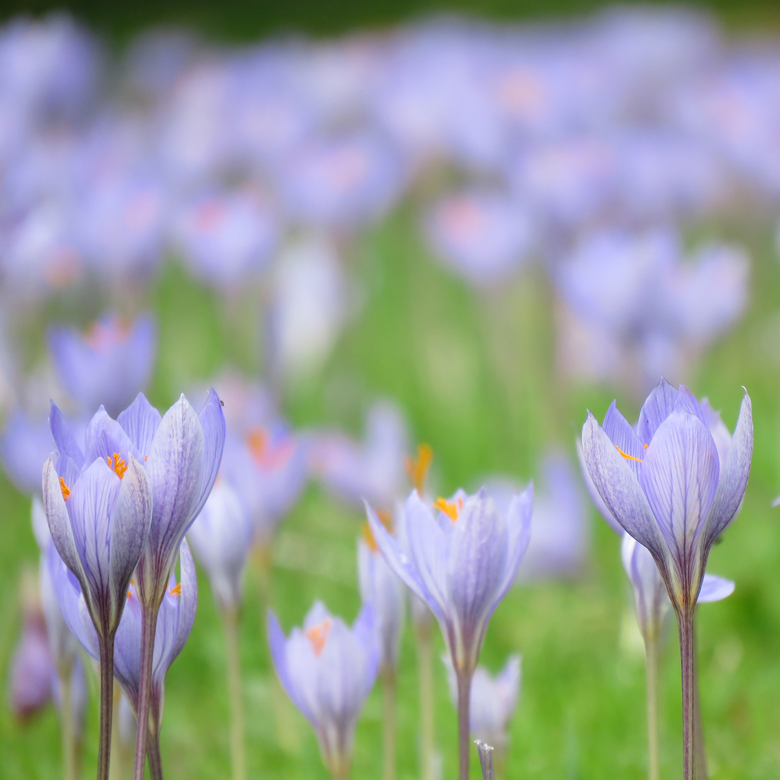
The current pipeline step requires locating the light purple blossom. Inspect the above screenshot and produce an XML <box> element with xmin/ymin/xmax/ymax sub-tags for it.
<box><xmin>48</xmin><ymin>313</ymin><xmax>156</xmax><ymax>416</ymax></box>
<box><xmin>581</xmin><ymin>380</ymin><xmax>752</xmax><ymax>612</ymax></box>
<box><xmin>268</xmin><ymin>602</ymin><xmax>378</xmax><ymax>779</ymax></box>
<box><xmin>366</xmin><ymin>486</ymin><xmax>532</xmax><ymax>675</ymax></box>
<box><xmin>0</xmin><ymin>410</ymin><xmax>55</xmax><ymax>494</ymax></box>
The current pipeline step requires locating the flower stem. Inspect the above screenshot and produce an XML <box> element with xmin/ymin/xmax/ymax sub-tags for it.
<box><xmin>132</xmin><ymin>604</ymin><xmax>160</xmax><ymax>780</ymax></box>
<box><xmin>414</xmin><ymin>623</ymin><xmax>436</xmax><ymax>780</ymax></box>
<box><xmin>677</xmin><ymin>608</ymin><xmax>697</xmax><ymax>780</ymax></box>
<box><xmin>60</xmin><ymin>667</ymin><xmax>78</xmax><ymax>780</ymax></box>
<box><xmin>645</xmin><ymin>636</ymin><xmax>660</xmax><ymax>780</ymax></box>
<box><xmin>693</xmin><ymin>622</ymin><xmax>708</xmax><ymax>780</ymax></box>
<box><xmin>456</xmin><ymin>670</ymin><xmax>473</xmax><ymax>780</ymax></box>
<box><xmin>474</xmin><ymin>741</ymin><xmax>495</xmax><ymax>780</ymax></box>
<box><xmin>110</xmin><ymin>682</ymin><xmax>123</xmax><ymax>780</ymax></box>
<box><xmin>98</xmin><ymin>633</ymin><xmax>116</xmax><ymax>780</ymax></box>
<box><xmin>146</xmin><ymin>725</ymin><xmax>164</xmax><ymax>780</ymax></box>
<box><xmin>223</xmin><ymin>606</ymin><xmax>246</xmax><ymax>780</ymax></box>
<box><xmin>381</xmin><ymin>668</ymin><xmax>397</xmax><ymax>780</ymax></box>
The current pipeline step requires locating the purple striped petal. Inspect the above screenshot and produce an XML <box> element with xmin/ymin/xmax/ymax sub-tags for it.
<box><xmin>636</xmin><ymin>379</ymin><xmax>677</xmax><ymax>445</ymax></box>
<box><xmin>49</xmin><ymin>402</ymin><xmax>84</xmax><ymax>468</ymax></box>
<box><xmin>495</xmin><ymin>484</ymin><xmax>533</xmax><ymax>600</ymax></box>
<box><xmin>603</xmin><ymin>401</ymin><xmax>644</xmax><ymax>477</ymax></box>
<box><xmin>190</xmin><ymin>388</ymin><xmax>226</xmax><ymax>521</ymax></box>
<box><xmin>117</xmin><ymin>393</ymin><xmax>162</xmax><ymax>456</ymax></box>
<box><xmin>83</xmin><ymin>408</ymin><xmax>142</xmax><ymax>465</ymax></box>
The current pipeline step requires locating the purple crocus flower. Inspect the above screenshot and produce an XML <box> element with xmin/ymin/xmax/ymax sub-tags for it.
<box><xmin>581</xmin><ymin>379</ymin><xmax>752</xmax><ymax>779</ymax></box>
<box><xmin>48</xmin><ymin>313</ymin><xmax>156</xmax><ymax>416</ymax></box>
<box><xmin>444</xmin><ymin>654</ymin><xmax>521</xmax><ymax>753</ymax></box>
<box><xmin>268</xmin><ymin>602</ymin><xmax>378</xmax><ymax>780</ymax></box>
<box><xmin>0</xmin><ymin>410</ymin><xmax>55</xmax><ymax>495</ymax></box>
<box><xmin>187</xmin><ymin>478</ymin><xmax>254</xmax><ymax>612</ymax></box>
<box><xmin>367</xmin><ymin>486</ymin><xmax>531</xmax><ymax>780</ymax></box>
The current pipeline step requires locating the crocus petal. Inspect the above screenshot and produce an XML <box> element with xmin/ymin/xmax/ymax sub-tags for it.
<box><xmin>636</xmin><ymin>378</ymin><xmax>678</xmax><ymax>445</ymax></box>
<box><xmin>640</xmin><ymin>410</ymin><xmax>719</xmax><ymax>579</ymax></box>
<box><xmin>190</xmin><ymin>388</ymin><xmax>226</xmax><ymax>521</ymax></box>
<box><xmin>603</xmin><ymin>401</ymin><xmax>644</xmax><ymax>477</ymax></box>
<box><xmin>576</xmin><ymin>439</ymin><xmax>623</xmax><ymax>534</ymax></box>
<box><xmin>108</xmin><ymin>456</ymin><xmax>153</xmax><ymax>624</ymax></box>
<box><xmin>117</xmin><ymin>393</ymin><xmax>162</xmax><ymax>455</ymax></box>
<box><xmin>83</xmin><ymin>408</ymin><xmax>142</xmax><ymax>466</ymax></box>
<box><xmin>268</xmin><ymin>610</ymin><xmax>314</xmax><ymax>723</ymax></box>
<box><xmin>698</xmin><ymin>574</ymin><xmax>735</xmax><ymax>603</ymax></box>
<box><xmin>49</xmin><ymin>402</ymin><xmax>84</xmax><ymax>468</ymax></box>
<box><xmin>703</xmin><ymin>390</ymin><xmax>753</xmax><ymax>548</ymax></box>
<box><xmin>494</xmin><ymin>484</ymin><xmax>533</xmax><ymax>599</ymax></box>
<box><xmin>581</xmin><ymin>412</ymin><xmax>667</xmax><ymax>561</ymax></box>
<box><xmin>171</xmin><ymin>539</ymin><xmax>198</xmax><ymax>664</ymax></box>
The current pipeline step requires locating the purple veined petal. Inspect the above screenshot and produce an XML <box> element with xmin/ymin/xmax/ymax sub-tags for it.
<box><xmin>640</xmin><ymin>410</ymin><xmax>719</xmax><ymax>589</ymax></box>
<box><xmin>446</xmin><ymin>489</ymin><xmax>509</xmax><ymax>668</ymax></box>
<box><xmin>404</xmin><ymin>492</ymin><xmax>452</xmax><ymax>619</ymax></box>
<box><xmin>703</xmin><ymin>390</ymin><xmax>753</xmax><ymax>549</ymax></box>
<box><xmin>698</xmin><ymin>574</ymin><xmax>735</xmax><ymax>603</ymax></box>
<box><xmin>113</xmin><ymin>591</ymin><xmax>144</xmax><ymax>706</ymax></box>
<box><xmin>699</xmin><ymin>398</ymin><xmax>732</xmax><ymax>468</ymax></box>
<box><xmin>494</xmin><ymin>484</ymin><xmax>533</xmax><ymax>599</ymax></box>
<box><xmin>674</xmin><ymin>385</ymin><xmax>708</xmax><ymax>427</ymax></box>
<box><xmin>42</xmin><ymin>456</ymin><xmax>88</xmax><ymax>595</ymax></box>
<box><xmin>50</xmin><ymin>549</ymin><xmax>99</xmax><ymax>661</ymax></box>
<box><xmin>117</xmin><ymin>393</ymin><xmax>162</xmax><ymax>456</ymax></box>
<box><xmin>68</xmin><ymin>459</ymin><xmax>123</xmax><ymax>622</ymax></box>
<box><xmin>576</xmin><ymin>439</ymin><xmax>623</xmax><ymax>534</ymax></box>
<box><xmin>49</xmin><ymin>402</ymin><xmax>85</xmax><ymax>468</ymax></box>
<box><xmin>581</xmin><ymin>412</ymin><xmax>667</xmax><ymax>562</ymax></box>
<box><xmin>170</xmin><ymin>538</ymin><xmax>198</xmax><ymax>664</ymax></box>
<box><xmin>268</xmin><ymin>610</ymin><xmax>315</xmax><ymax>723</ymax></box>
<box><xmin>636</xmin><ymin>378</ymin><xmax>678</xmax><ymax>445</ymax></box>
<box><xmin>108</xmin><ymin>456</ymin><xmax>153</xmax><ymax>624</ymax></box>
<box><xmin>365</xmin><ymin>500</ymin><xmax>440</xmax><ymax>618</ymax></box>
<box><xmin>603</xmin><ymin>401</ymin><xmax>644</xmax><ymax>478</ymax></box>
<box><xmin>83</xmin><ymin>407</ymin><xmax>143</xmax><ymax>466</ymax></box>
<box><xmin>190</xmin><ymin>388</ymin><xmax>226</xmax><ymax>522</ymax></box>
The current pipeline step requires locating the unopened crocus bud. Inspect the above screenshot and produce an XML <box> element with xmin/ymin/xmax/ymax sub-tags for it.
<box><xmin>268</xmin><ymin>602</ymin><xmax>378</xmax><ymax>780</ymax></box>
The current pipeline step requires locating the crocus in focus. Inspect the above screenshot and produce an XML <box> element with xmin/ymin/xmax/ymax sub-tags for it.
<box><xmin>48</xmin><ymin>313</ymin><xmax>156</xmax><ymax>417</ymax></box>
<box><xmin>268</xmin><ymin>602</ymin><xmax>378</xmax><ymax>780</ymax></box>
<box><xmin>367</xmin><ymin>486</ymin><xmax>532</xmax><ymax>780</ymax></box>
<box><xmin>581</xmin><ymin>380</ymin><xmax>752</xmax><ymax>780</ymax></box>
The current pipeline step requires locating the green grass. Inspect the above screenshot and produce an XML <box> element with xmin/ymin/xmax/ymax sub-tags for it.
<box><xmin>2</xmin><ymin>200</ymin><xmax>780</xmax><ymax>780</ymax></box>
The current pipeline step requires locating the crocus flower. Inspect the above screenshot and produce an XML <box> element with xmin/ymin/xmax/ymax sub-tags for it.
<box><xmin>48</xmin><ymin>313</ymin><xmax>156</xmax><ymax>417</ymax></box>
<box><xmin>444</xmin><ymin>655</ymin><xmax>521</xmax><ymax>752</ymax></box>
<box><xmin>187</xmin><ymin>478</ymin><xmax>254</xmax><ymax>613</ymax></box>
<box><xmin>268</xmin><ymin>602</ymin><xmax>378</xmax><ymax>780</ymax></box>
<box><xmin>0</xmin><ymin>410</ymin><xmax>55</xmax><ymax>495</ymax></box>
<box><xmin>367</xmin><ymin>486</ymin><xmax>532</xmax><ymax>780</ymax></box>
<box><xmin>581</xmin><ymin>379</ymin><xmax>752</xmax><ymax>780</ymax></box>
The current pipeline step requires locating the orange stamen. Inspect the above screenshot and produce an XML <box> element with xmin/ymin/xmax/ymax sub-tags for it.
<box><xmin>615</xmin><ymin>446</ymin><xmax>643</xmax><ymax>463</ymax></box>
<box><xmin>169</xmin><ymin>583</ymin><xmax>182</xmax><ymax>597</ymax></box>
<box><xmin>59</xmin><ymin>477</ymin><xmax>71</xmax><ymax>502</ymax></box>
<box><xmin>246</xmin><ymin>427</ymin><xmax>294</xmax><ymax>470</ymax></box>
<box><xmin>107</xmin><ymin>453</ymin><xmax>129</xmax><ymax>479</ymax></box>
<box><xmin>405</xmin><ymin>443</ymin><xmax>433</xmax><ymax>494</ymax></box>
<box><xmin>434</xmin><ymin>496</ymin><xmax>463</xmax><ymax>522</ymax></box>
<box><xmin>85</xmin><ymin>319</ymin><xmax>130</xmax><ymax>350</ymax></box>
<box><xmin>362</xmin><ymin>522</ymin><xmax>379</xmax><ymax>553</ymax></box>
<box><xmin>306</xmin><ymin>619</ymin><xmax>332</xmax><ymax>657</ymax></box>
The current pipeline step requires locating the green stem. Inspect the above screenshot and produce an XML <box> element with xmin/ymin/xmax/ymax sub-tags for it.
<box><xmin>456</xmin><ymin>670</ymin><xmax>473</xmax><ymax>780</ymax></box>
<box><xmin>132</xmin><ymin>604</ymin><xmax>160</xmax><ymax>780</ymax></box>
<box><xmin>98</xmin><ymin>633</ymin><xmax>116</xmax><ymax>780</ymax></box>
<box><xmin>223</xmin><ymin>606</ymin><xmax>247</xmax><ymax>780</ymax></box>
<box><xmin>677</xmin><ymin>608</ymin><xmax>697</xmax><ymax>780</ymax></box>
<box><xmin>60</xmin><ymin>667</ymin><xmax>78</xmax><ymax>780</ymax></box>
<box><xmin>381</xmin><ymin>668</ymin><xmax>397</xmax><ymax>780</ymax></box>
<box><xmin>415</xmin><ymin>624</ymin><xmax>436</xmax><ymax>780</ymax></box>
<box><xmin>645</xmin><ymin>636</ymin><xmax>660</xmax><ymax>780</ymax></box>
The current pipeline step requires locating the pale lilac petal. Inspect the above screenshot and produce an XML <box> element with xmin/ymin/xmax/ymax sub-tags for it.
<box><xmin>117</xmin><ymin>393</ymin><xmax>162</xmax><ymax>455</ymax></box>
<box><xmin>49</xmin><ymin>402</ymin><xmax>84</xmax><ymax>468</ymax></box>
<box><xmin>674</xmin><ymin>386</ymin><xmax>708</xmax><ymax>427</ymax></box>
<box><xmin>699</xmin><ymin>398</ymin><xmax>732</xmax><ymax>468</ymax></box>
<box><xmin>190</xmin><ymin>388</ymin><xmax>226</xmax><ymax>521</ymax></box>
<box><xmin>603</xmin><ymin>401</ymin><xmax>644</xmax><ymax>477</ymax></box>
<box><xmin>636</xmin><ymin>378</ymin><xmax>678</xmax><ymax>445</ymax></box>
<box><xmin>268</xmin><ymin>610</ymin><xmax>314</xmax><ymax>723</ymax></box>
<box><xmin>703</xmin><ymin>390</ymin><xmax>753</xmax><ymax>548</ymax></box>
<box><xmin>495</xmin><ymin>484</ymin><xmax>533</xmax><ymax>598</ymax></box>
<box><xmin>170</xmin><ymin>539</ymin><xmax>198</xmax><ymax>664</ymax></box>
<box><xmin>698</xmin><ymin>574</ymin><xmax>735</xmax><ymax>603</ymax></box>
<box><xmin>576</xmin><ymin>439</ymin><xmax>622</xmax><ymax>534</ymax></box>
<box><xmin>83</xmin><ymin>408</ymin><xmax>142</xmax><ymax>465</ymax></box>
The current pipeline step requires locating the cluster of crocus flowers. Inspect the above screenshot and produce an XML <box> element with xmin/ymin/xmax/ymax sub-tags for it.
<box><xmin>366</xmin><ymin>485</ymin><xmax>532</xmax><ymax>780</ymax></box>
<box><xmin>581</xmin><ymin>380</ymin><xmax>753</xmax><ymax>780</ymax></box>
<box><xmin>268</xmin><ymin>602</ymin><xmax>378</xmax><ymax>780</ymax></box>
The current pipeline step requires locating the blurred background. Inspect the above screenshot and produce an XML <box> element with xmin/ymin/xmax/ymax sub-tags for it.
<box><xmin>1</xmin><ymin>0</ymin><xmax>780</xmax><ymax>778</ymax></box>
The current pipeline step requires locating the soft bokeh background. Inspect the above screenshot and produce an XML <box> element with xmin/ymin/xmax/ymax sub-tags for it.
<box><xmin>1</xmin><ymin>2</ymin><xmax>780</xmax><ymax>779</ymax></box>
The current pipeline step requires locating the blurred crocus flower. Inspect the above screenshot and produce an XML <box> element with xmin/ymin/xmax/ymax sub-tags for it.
<box><xmin>423</xmin><ymin>190</ymin><xmax>535</xmax><ymax>287</ymax></box>
<box><xmin>312</xmin><ymin>401</ymin><xmax>409</xmax><ymax>515</ymax></box>
<box><xmin>187</xmin><ymin>478</ymin><xmax>254</xmax><ymax>612</ymax></box>
<box><xmin>268</xmin><ymin>602</ymin><xmax>378</xmax><ymax>780</ymax></box>
<box><xmin>53</xmin><ymin>539</ymin><xmax>197</xmax><ymax>736</ymax></box>
<box><xmin>367</xmin><ymin>486</ymin><xmax>532</xmax><ymax>677</ymax></box>
<box><xmin>172</xmin><ymin>187</ymin><xmax>279</xmax><ymax>292</ymax></box>
<box><xmin>444</xmin><ymin>655</ymin><xmax>521</xmax><ymax>752</ymax></box>
<box><xmin>622</xmin><ymin>534</ymin><xmax>734</xmax><ymax>643</ymax></box>
<box><xmin>0</xmin><ymin>410</ymin><xmax>55</xmax><ymax>495</ymax></box>
<box><xmin>48</xmin><ymin>313</ymin><xmax>156</xmax><ymax>417</ymax></box>
<box><xmin>581</xmin><ymin>379</ymin><xmax>752</xmax><ymax>613</ymax></box>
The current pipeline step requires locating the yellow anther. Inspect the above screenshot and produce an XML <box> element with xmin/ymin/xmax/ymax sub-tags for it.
<box><xmin>434</xmin><ymin>497</ymin><xmax>463</xmax><ymax>522</ymax></box>
<box><xmin>107</xmin><ymin>453</ymin><xmax>128</xmax><ymax>479</ymax></box>
<box><xmin>306</xmin><ymin>619</ymin><xmax>332</xmax><ymax>657</ymax></box>
<box><xmin>615</xmin><ymin>445</ymin><xmax>643</xmax><ymax>463</ymax></box>
<box><xmin>246</xmin><ymin>427</ymin><xmax>293</xmax><ymax>469</ymax></box>
<box><xmin>169</xmin><ymin>583</ymin><xmax>181</xmax><ymax>597</ymax></box>
<box><xmin>362</xmin><ymin>522</ymin><xmax>379</xmax><ymax>553</ymax></box>
<box><xmin>405</xmin><ymin>443</ymin><xmax>433</xmax><ymax>494</ymax></box>
<box><xmin>59</xmin><ymin>477</ymin><xmax>71</xmax><ymax>502</ymax></box>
